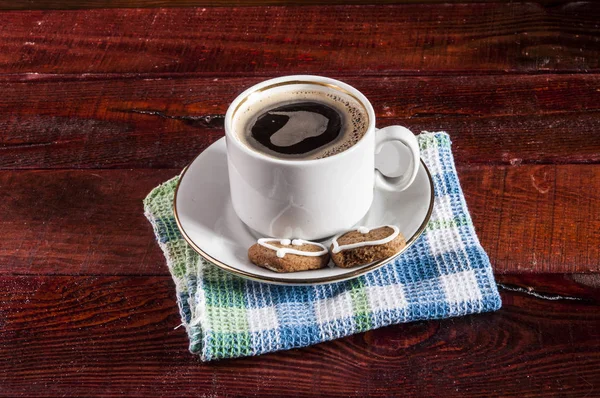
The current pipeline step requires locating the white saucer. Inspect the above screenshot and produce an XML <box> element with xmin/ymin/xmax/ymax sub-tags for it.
<box><xmin>174</xmin><ymin>138</ymin><xmax>434</xmax><ymax>285</ymax></box>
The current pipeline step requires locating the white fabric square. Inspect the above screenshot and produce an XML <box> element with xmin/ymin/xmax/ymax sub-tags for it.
<box><xmin>366</xmin><ymin>284</ymin><xmax>408</xmax><ymax>312</ymax></box>
<box><xmin>314</xmin><ymin>291</ymin><xmax>354</xmax><ymax>324</ymax></box>
<box><xmin>247</xmin><ymin>306</ymin><xmax>279</xmax><ymax>332</ymax></box>
<box><xmin>431</xmin><ymin>195</ymin><xmax>453</xmax><ymax>220</ymax></box>
<box><xmin>427</xmin><ymin>226</ymin><xmax>464</xmax><ymax>257</ymax></box>
<box><xmin>427</xmin><ymin>195</ymin><xmax>464</xmax><ymax>257</ymax></box>
<box><xmin>440</xmin><ymin>270</ymin><xmax>482</xmax><ymax>304</ymax></box>
<box><xmin>420</xmin><ymin>146</ymin><xmax>444</xmax><ymax>176</ymax></box>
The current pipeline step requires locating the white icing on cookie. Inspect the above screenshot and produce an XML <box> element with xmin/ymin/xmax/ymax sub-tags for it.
<box><xmin>331</xmin><ymin>225</ymin><xmax>400</xmax><ymax>254</ymax></box>
<box><xmin>257</xmin><ymin>238</ymin><xmax>328</xmax><ymax>259</ymax></box>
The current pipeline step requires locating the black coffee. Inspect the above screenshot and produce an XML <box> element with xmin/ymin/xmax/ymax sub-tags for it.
<box><xmin>250</xmin><ymin>101</ymin><xmax>343</xmax><ymax>156</ymax></box>
<box><xmin>234</xmin><ymin>88</ymin><xmax>368</xmax><ymax>160</ymax></box>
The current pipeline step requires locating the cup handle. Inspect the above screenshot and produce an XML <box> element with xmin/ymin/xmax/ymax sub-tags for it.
<box><xmin>374</xmin><ymin>125</ymin><xmax>420</xmax><ymax>192</ymax></box>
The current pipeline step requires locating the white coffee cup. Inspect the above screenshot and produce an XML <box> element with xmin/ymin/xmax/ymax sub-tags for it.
<box><xmin>225</xmin><ymin>75</ymin><xmax>420</xmax><ymax>240</ymax></box>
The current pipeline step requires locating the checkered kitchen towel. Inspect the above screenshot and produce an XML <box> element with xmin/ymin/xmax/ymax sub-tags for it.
<box><xmin>144</xmin><ymin>132</ymin><xmax>501</xmax><ymax>361</ymax></box>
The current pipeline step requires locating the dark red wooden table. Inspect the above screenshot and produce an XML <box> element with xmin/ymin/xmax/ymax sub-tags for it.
<box><xmin>1</xmin><ymin>1</ymin><xmax>599</xmax><ymax>397</ymax></box>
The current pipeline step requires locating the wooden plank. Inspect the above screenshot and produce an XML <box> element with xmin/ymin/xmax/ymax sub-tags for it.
<box><xmin>0</xmin><ymin>167</ymin><xmax>597</xmax><ymax>276</ymax></box>
<box><xmin>0</xmin><ymin>4</ymin><xmax>598</xmax><ymax>75</ymax></box>
<box><xmin>0</xmin><ymin>0</ymin><xmax>577</xmax><ymax>11</ymax></box>
<box><xmin>459</xmin><ymin>165</ymin><xmax>600</xmax><ymax>274</ymax></box>
<box><xmin>1</xmin><ymin>74</ymin><xmax>599</xmax><ymax>169</ymax></box>
<box><xmin>0</xmin><ymin>169</ymin><xmax>178</xmax><ymax>276</ymax></box>
<box><xmin>0</xmin><ymin>274</ymin><xmax>598</xmax><ymax>397</ymax></box>
<box><xmin>498</xmin><ymin>274</ymin><xmax>600</xmax><ymax>300</ymax></box>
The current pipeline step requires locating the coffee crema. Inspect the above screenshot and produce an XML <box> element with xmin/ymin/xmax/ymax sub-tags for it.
<box><xmin>233</xmin><ymin>86</ymin><xmax>368</xmax><ymax>160</ymax></box>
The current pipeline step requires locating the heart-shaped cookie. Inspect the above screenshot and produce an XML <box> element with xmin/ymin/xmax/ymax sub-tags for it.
<box><xmin>330</xmin><ymin>225</ymin><xmax>406</xmax><ymax>268</ymax></box>
<box><xmin>248</xmin><ymin>238</ymin><xmax>330</xmax><ymax>273</ymax></box>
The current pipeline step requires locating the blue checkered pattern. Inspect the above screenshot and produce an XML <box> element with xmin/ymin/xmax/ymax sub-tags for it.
<box><xmin>144</xmin><ymin>132</ymin><xmax>501</xmax><ymax>361</ymax></box>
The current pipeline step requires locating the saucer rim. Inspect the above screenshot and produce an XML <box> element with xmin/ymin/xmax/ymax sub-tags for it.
<box><xmin>173</xmin><ymin>138</ymin><xmax>435</xmax><ymax>286</ymax></box>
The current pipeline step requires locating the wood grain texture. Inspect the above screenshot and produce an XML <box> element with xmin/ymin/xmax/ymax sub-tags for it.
<box><xmin>1</xmin><ymin>74</ymin><xmax>599</xmax><ymax>169</ymax></box>
<box><xmin>459</xmin><ymin>164</ymin><xmax>600</xmax><ymax>274</ymax></box>
<box><xmin>498</xmin><ymin>274</ymin><xmax>600</xmax><ymax>301</ymax></box>
<box><xmin>0</xmin><ymin>0</ymin><xmax>579</xmax><ymax>11</ymax></box>
<box><xmin>0</xmin><ymin>166</ymin><xmax>597</xmax><ymax>276</ymax></box>
<box><xmin>0</xmin><ymin>169</ymin><xmax>178</xmax><ymax>276</ymax></box>
<box><xmin>0</xmin><ymin>274</ymin><xmax>598</xmax><ymax>397</ymax></box>
<box><xmin>1</xmin><ymin>3</ymin><xmax>599</xmax><ymax>75</ymax></box>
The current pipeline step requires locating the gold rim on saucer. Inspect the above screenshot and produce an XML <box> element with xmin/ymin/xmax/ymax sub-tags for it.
<box><xmin>172</xmin><ymin>147</ymin><xmax>435</xmax><ymax>285</ymax></box>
